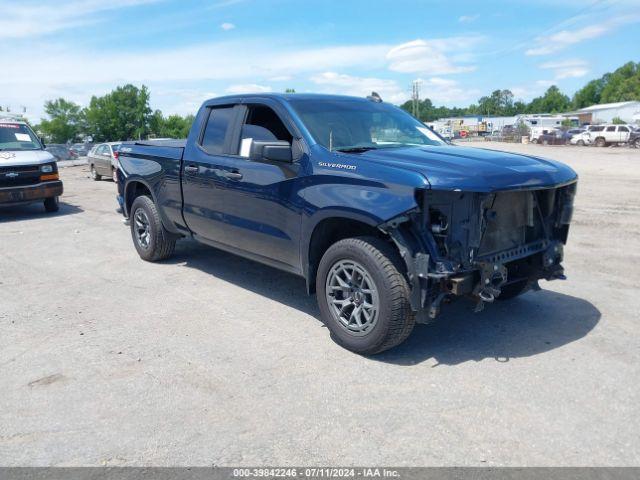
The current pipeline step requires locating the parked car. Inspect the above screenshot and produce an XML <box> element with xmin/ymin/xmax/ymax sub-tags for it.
<box><xmin>88</xmin><ymin>142</ymin><xmax>121</xmax><ymax>180</ymax></box>
<box><xmin>115</xmin><ymin>93</ymin><xmax>577</xmax><ymax>355</ymax></box>
<box><xmin>0</xmin><ymin>118</ymin><xmax>63</xmax><ymax>212</ymax></box>
<box><xmin>70</xmin><ymin>142</ymin><xmax>93</xmax><ymax>156</ymax></box>
<box><xmin>587</xmin><ymin>124</ymin><xmax>633</xmax><ymax>147</ymax></box>
<box><xmin>629</xmin><ymin>130</ymin><xmax>640</xmax><ymax>148</ymax></box>
<box><xmin>45</xmin><ymin>144</ymin><xmax>78</xmax><ymax>161</ymax></box>
<box><xmin>535</xmin><ymin>128</ymin><xmax>566</xmax><ymax>145</ymax></box>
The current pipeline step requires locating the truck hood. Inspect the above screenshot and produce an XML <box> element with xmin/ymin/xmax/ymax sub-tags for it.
<box><xmin>350</xmin><ymin>145</ymin><xmax>577</xmax><ymax>192</ymax></box>
<box><xmin>0</xmin><ymin>150</ymin><xmax>56</xmax><ymax>167</ymax></box>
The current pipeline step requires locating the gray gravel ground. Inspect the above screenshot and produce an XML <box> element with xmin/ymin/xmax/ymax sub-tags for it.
<box><xmin>0</xmin><ymin>143</ymin><xmax>639</xmax><ymax>466</ymax></box>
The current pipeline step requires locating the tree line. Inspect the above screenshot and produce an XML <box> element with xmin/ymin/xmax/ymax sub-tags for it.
<box><xmin>401</xmin><ymin>61</ymin><xmax>640</xmax><ymax>122</ymax></box>
<box><xmin>36</xmin><ymin>85</ymin><xmax>194</xmax><ymax>144</ymax></box>
<box><xmin>34</xmin><ymin>61</ymin><xmax>640</xmax><ymax>143</ymax></box>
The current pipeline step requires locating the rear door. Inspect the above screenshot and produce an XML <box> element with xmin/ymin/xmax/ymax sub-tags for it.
<box><xmin>181</xmin><ymin>105</ymin><xmax>240</xmax><ymax>245</ymax></box>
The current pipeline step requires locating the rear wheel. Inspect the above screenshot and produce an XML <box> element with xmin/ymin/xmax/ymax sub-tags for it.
<box><xmin>90</xmin><ymin>164</ymin><xmax>101</xmax><ymax>181</ymax></box>
<box><xmin>43</xmin><ymin>196</ymin><xmax>59</xmax><ymax>213</ymax></box>
<box><xmin>316</xmin><ymin>236</ymin><xmax>415</xmax><ymax>355</ymax></box>
<box><xmin>531</xmin><ymin>138</ymin><xmax>538</xmax><ymax>144</ymax></box>
<box><xmin>577</xmin><ymin>139</ymin><xmax>585</xmax><ymax>146</ymax></box>
<box><xmin>130</xmin><ymin>195</ymin><xmax>176</xmax><ymax>262</ymax></box>
<box><xmin>633</xmin><ymin>138</ymin><xmax>640</xmax><ymax>149</ymax></box>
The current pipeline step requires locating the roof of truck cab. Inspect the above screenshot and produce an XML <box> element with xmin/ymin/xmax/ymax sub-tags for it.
<box><xmin>205</xmin><ymin>93</ymin><xmax>378</xmax><ymax>104</ymax></box>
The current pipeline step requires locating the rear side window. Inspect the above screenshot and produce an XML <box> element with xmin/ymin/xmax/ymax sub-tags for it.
<box><xmin>590</xmin><ymin>126</ymin><xmax>604</xmax><ymax>132</ymax></box>
<box><xmin>618</xmin><ymin>126</ymin><xmax>629</xmax><ymax>132</ymax></box>
<box><xmin>201</xmin><ymin>107</ymin><xmax>234</xmax><ymax>155</ymax></box>
<box><xmin>606</xmin><ymin>126</ymin><xmax>616</xmax><ymax>132</ymax></box>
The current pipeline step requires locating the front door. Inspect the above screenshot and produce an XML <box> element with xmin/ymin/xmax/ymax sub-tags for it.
<box><xmin>213</xmin><ymin>103</ymin><xmax>303</xmax><ymax>270</ymax></box>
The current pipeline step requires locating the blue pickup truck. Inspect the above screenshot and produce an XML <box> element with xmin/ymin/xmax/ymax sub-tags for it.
<box><xmin>117</xmin><ymin>93</ymin><xmax>577</xmax><ymax>354</ymax></box>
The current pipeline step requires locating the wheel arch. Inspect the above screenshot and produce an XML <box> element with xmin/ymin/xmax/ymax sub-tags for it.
<box><xmin>124</xmin><ymin>178</ymin><xmax>156</xmax><ymax>218</ymax></box>
<box><xmin>303</xmin><ymin>213</ymin><xmax>393</xmax><ymax>294</ymax></box>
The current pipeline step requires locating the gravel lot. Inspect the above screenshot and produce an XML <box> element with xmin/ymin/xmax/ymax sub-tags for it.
<box><xmin>1</xmin><ymin>143</ymin><xmax>639</xmax><ymax>466</ymax></box>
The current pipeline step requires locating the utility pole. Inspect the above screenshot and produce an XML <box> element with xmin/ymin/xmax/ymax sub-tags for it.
<box><xmin>411</xmin><ymin>80</ymin><xmax>421</xmax><ymax>118</ymax></box>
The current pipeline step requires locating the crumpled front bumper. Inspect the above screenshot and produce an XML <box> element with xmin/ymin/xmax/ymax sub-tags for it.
<box><xmin>0</xmin><ymin>180</ymin><xmax>63</xmax><ymax>206</ymax></box>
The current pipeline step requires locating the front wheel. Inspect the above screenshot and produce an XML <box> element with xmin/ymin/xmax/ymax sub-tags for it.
<box><xmin>43</xmin><ymin>196</ymin><xmax>59</xmax><ymax>213</ymax></box>
<box><xmin>316</xmin><ymin>236</ymin><xmax>415</xmax><ymax>355</ymax></box>
<box><xmin>130</xmin><ymin>195</ymin><xmax>176</xmax><ymax>262</ymax></box>
<box><xmin>577</xmin><ymin>140</ymin><xmax>585</xmax><ymax>146</ymax></box>
<box><xmin>595</xmin><ymin>137</ymin><xmax>606</xmax><ymax>147</ymax></box>
<box><xmin>633</xmin><ymin>139</ymin><xmax>640</xmax><ymax>149</ymax></box>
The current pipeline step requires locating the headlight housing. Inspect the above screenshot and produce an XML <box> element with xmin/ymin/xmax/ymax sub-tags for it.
<box><xmin>40</xmin><ymin>164</ymin><xmax>54</xmax><ymax>173</ymax></box>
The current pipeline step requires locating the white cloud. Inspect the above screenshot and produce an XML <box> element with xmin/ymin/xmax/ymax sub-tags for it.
<box><xmin>310</xmin><ymin>72</ymin><xmax>408</xmax><ymax>103</ymax></box>
<box><xmin>220</xmin><ymin>22</ymin><xmax>236</xmax><ymax>31</ymax></box>
<box><xmin>525</xmin><ymin>14</ymin><xmax>640</xmax><ymax>55</ymax></box>
<box><xmin>458</xmin><ymin>14</ymin><xmax>479</xmax><ymax>23</ymax></box>
<box><xmin>539</xmin><ymin>59</ymin><xmax>589</xmax><ymax>79</ymax></box>
<box><xmin>0</xmin><ymin>0</ymin><xmax>160</xmax><ymax>39</ymax></box>
<box><xmin>417</xmin><ymin>77</ymin><xmax>480</xmax><ymax>104</ymax></box>
<box><xmin>226</xmin><ymin>84</ymin><xmax>272</xmax><ymax>94</ymax></box>
<box><xmin>386</xmin><ymin>38</ymin><xmax>480</xmax><ymax>75</ymax></box>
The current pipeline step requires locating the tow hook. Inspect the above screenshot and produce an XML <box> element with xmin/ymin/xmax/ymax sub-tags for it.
<box><xmin>474</xmin><ymin>263</ymin><xmax>507</xmax><ymax>312</ymax></box>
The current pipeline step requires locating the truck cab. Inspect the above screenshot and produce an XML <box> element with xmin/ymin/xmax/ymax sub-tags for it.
<box><xmin>0</xmin><ymin>118</ymin><xmax>62</xmax><ymax>212</ymax></box>
<box><xmin>117</xmin><ymin>93</ymin><xmax>577</xmax><ymax>355</ymax></box>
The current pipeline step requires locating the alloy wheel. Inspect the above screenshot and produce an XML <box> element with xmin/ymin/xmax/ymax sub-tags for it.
<box><xmin>325</xmin><ymin>259</ymin><xmax>379</xmax><ymax>336</ymax></box>
<box><xmin>133</xmin><ymin>208</ymin><xmax>151</xmax><ymax>249</ymax></box>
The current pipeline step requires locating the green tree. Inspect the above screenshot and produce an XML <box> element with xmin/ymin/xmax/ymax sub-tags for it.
<box><xmin>148</xmin><ymin>110</ymin><xmax>194</xmax><ymax>139</ymax></box>
<box><xmin>38</xmin><ymin>98</ymin><xmax>85</xmax><ymax>143</ymax></box>
<box><xmin>85</xmin><ymin>84</ymin><xmax>152</xmax><ymax>141</ymax></box>
<box><xmin>526</xmin><ymin>86</ymin><xmax>571</xmax><ymax>114</ymax></box>
<box><xmin>600</xmin><ymin>61</ymin><xmax>640</xmax><ymax>103</ymax></box>
<box><xmin>285</xmin><ymin>88</ymin><xmax>296</xmax><ymax>93</ymax></box>
<box><xmin>477</xmin><ymin>89</ymin><xmax>515</xmax><ymax>116</ymax></box>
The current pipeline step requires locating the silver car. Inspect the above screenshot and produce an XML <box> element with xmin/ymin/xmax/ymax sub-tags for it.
<box><xmin>88</xmin><ymin>142</ymin><xmax>121</xmax><ymax>181</ymax></box>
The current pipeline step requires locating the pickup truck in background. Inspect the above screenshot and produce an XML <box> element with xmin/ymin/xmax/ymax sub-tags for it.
<box><xmin>117</xmin><ymin>93</ymin><xmax>577</xmax><ymax>354</ymax></box>
<box><xmin>0</xmin><ymin>118</ymin><xmax>62</xmax><ymax>212</ymax></box>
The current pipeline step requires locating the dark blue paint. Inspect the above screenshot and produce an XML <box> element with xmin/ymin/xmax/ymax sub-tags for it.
<box><xmin>119</xmin><ymin>93</ymin><xmax>578</xmax><ymax>280</ymax></box>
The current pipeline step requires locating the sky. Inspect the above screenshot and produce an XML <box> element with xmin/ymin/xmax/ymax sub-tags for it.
<box><xmin>1</xmin><ymin>0</ymin><xmax>639</xmax><ymax>121</ymax></box>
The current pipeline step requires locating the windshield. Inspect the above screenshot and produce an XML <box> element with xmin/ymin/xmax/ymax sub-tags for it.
<box><xmin>288</xmin><ymin>98</ymin><xmax>446</xmax><ymax>151</ymax></box>
<box><xmin>0</xmin><ymin>123</ymin><xmax>42</xmax><ymax>151</ymax></box>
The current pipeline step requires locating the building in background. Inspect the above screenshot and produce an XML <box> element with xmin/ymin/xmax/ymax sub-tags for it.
<box><xmin>568</xmin><ymin>101</ymin><xmax>640</xmax><ymax>124</ymax></box>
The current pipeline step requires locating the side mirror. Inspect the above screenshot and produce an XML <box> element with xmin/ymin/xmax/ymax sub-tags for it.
<box><xmin>249</xmin><ymin>140</ymin><xmax>292</xmax><ymax>163</ymax></box>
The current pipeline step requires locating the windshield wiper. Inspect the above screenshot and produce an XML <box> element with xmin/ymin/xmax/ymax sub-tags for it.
<box><xmin>335</xmin><ymin>146</ymin><xmax>378</xmax><ymax>153</ymax></box>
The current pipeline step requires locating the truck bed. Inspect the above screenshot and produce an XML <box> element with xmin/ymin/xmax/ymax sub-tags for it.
<box><xmin>121</xmin><ymin>140</ymin><xmax>186</xmax><ymax>161</ymax></box>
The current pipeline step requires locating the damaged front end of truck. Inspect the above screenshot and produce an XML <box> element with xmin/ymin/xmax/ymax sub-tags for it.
<box><xmin>379</xmin><ymin>181</ymin><xmax>577</xmax><ymax>322</ymax></box>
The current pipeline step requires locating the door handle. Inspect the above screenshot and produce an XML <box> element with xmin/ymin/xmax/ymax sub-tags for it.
<box><xmin>184</xmin><ymin>165</ymin><xmax>199</xmax><ymax>174</ymax></box>
<box><xmin>224</xmin><ymin>170</ymin><xmax>243</xmax><ymax>180</ymax></box>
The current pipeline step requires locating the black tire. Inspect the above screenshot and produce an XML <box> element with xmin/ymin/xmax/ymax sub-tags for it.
<box><xmin>43</xmin><ymin>196</ymin><xmax>59</xmax><ymax>213</ymax></box>
<box><xmin>497</xmin><ymin>280</ymin><xmax>529</xmax><ymax>300</ymax></box>
<box><xmin>634</xmin><ymin>138</ymin><xmax>640</xmax><ymax>149</ymax></box>
<box><xmin>542</xmin><ymin>138</ymin><xmax>549</xmax><ymax>145</ymax></box>
<box><xmin>577</xmin><ymin>140</ymin><xmax>585</xmax><ymax>146</ymax></box>
<box><xmin>90</xmin><ymin>164</ymin><xmax>101</xmax><ymax>181</ymax></box>
<box><xmin>130</xmin><ymin>195</ymin><xmax>176</xmax><ymax>262</ymax></box>
<box><xmin>316</xmin><ymin>236</ymin><xmax>415</xmax><ymax>355</ymax></box>
<box><xmin>531</xmin><ymin>138</ymin><xmax>538</xmax><ymax>144</ymax></box>
<box><xmin>595</xmin><ymin>137</ymin><xmax>606</xmax><ymax>147</ymax></box>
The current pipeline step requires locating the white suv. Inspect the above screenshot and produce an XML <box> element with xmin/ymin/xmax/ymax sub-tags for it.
<box><xmin>587</xmin><ymin>124</ymin><xmax>633</xmax><ymax>147</ymax></box>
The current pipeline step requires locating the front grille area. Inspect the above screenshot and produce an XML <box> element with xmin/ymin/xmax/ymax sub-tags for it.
<box><xmin>0</xmin><ymin>166</ymin><xmax>41</xmax><ymax>188</ymax></box>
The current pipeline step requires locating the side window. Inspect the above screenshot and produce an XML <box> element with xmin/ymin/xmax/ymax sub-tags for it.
<box><xmin>239</xmin><ymin>105</ymin><xmax>292</xmax><ymax>158</ymax></box>
<box><xmin>242</xmin><ymin>105</ymin><xmax>292</xmax><ymax>143</ymax></box>
<box><xmin>606</xmin><ymin>126</ymin><xmax>616</xmax><ymax>132</ymax></box>
<box><xmin>96</xmin><ymin>145</ymin><xmax>107</xmax><ymax>155</ymax></box>
<box><xmin>201</xmin><ymin>107</ymin><xmax>234</xmax><ymax>155</ymax></box>
<box><xmin>618</xmin><ymin>126</ymin><xmax>629</xmax><ymax>132</ymax></box>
